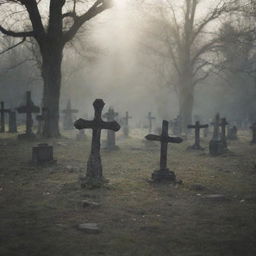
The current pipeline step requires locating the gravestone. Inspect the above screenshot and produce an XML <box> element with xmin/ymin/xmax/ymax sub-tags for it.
<box><xmin>32</xmin><ymin>143</ymin><xmax>55</xmax><ymax>164</ymax></box>
<box><xmin>172</xmin><ymin>115</ymin><xmax>182</xmax><ymax>136</ymax></box>
<box><xmin>17</xmin><ymin>91</ymin><xmax>40</xmax><ymax>139</ymax></box>
<box><xmin>227</xmin><ymin>125</ymin><xmax>238</xmax><ymax>140</ymax></box>
<box><xmin>74</xmin><ymin>99</ymin><xmax>120</xmax><ymax>187</ymax></box>
<box><xmin>209</xmin><ymin>113</ymin><xmax>225</xmax><ymax>155</ymax></box>
<box><xmin>8</xmin><ymin>110</ymin><xmax>17</xmax><ymax>133</ymax></box>
<box><xmin>219</xmin><ymin>118</ymin><xmax>228</xmax><ymax>149</ymax></box>
<box><xmin>250</xmin><ymin>123</ymin><xmax>256</xmax><ymax>144</ymax></box>
<box><xmin>103</xmin><ymin>107</ymin><xmax>119</xmax><ymax>150</ymax></box>
<box><xmin>123</xmin><ymin>111</ymin><xmax>132</xmax><ymax>137</ymax></box>
<box><xmin>0</xmin><ymin>101</ymin><xmax>10</xmax><ymax>133</ymax></box>
<box><xmin>147</xmin><ymin>112</ymin><xmax>155</xmax><ymax>133</ymax></box>
<box><xmin>76</xmin><ymin>129</ymin><xmax>86</xmax><ymax>141</ymax></box>
<box><xmin>62</xmin><ymin>100</ymin><xmax>78</xmax><ymax>130</ymax></box>
<box><xmin>36</xmin><ymin>108</ymin><xmax>48</xmax><ymax>136</ymax></box>
<box><xmin>187</xmin><ymin>121</ymin><xmax>208</xmax><ymax>150</ymax></box>
<box><xmin>145</xmin><ymin>120</ymin><xmax>183</xmax><ymax>182</ymax></box>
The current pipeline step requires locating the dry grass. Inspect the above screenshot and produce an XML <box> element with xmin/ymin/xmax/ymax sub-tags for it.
<box><xmin>0</xmin><ymin>129</ymin><xmax>256</xmax><ymax>256</ymax></box>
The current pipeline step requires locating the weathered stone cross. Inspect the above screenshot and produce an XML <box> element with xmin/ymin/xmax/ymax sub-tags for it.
<box><xmin>145</xmin><ymin>120</ymin><xmax>182</xmax><ymax>182</ymax></box>
<box><xmin>62</xmin><ymin>100</ymin><xmax>78</xmax><ymax>130</ymax></box>
<box><xmin>103</xmin><ymin>107</ymin><xmax>119</xmax><ymax>150</ymax></box>
<box><xmin>74</xmin><ymin>99</ymin><xmax>120</xmax><ymax>186</ymax></box>
<box><xmin>219</xmin><ymin>118</ymin><xmax>228</xmax><ymax>148</ymax></box>
<box><xmin>147</xmin><ymin>112</ymin><xmax>155</xmax><ymax>133</ymax></box>
<box><xmin>8</xmin><ymin>110</ymin><xmax>17</xmax><ymax>133</ymax></box>
<box><xmin>123</xmin><ymin>111</ymin><xmax>132</xmax><ymax>137</ymax></box>
<box><xmin>17</xmin><ymin>91</ymin><xmax>40</xmax><ymax>137</ymax></box>
<box><xmin>209</xmin><ymin>113</ymin><xmax>225</xmax><ymax>155</ymax></box>
<box><xmin>187</xmin><ymin>121</ymin><xmax>208</xmax><ymax>150</ymax></box>
<box><xmin>0</xmin><ymin>101</ymin><xmax>10</xmax><ymax>133</ymax></box>
<box><xmin>250</xmin><ymin>123</ymin><xmax>256</xmax><ymax>144</ymax></box>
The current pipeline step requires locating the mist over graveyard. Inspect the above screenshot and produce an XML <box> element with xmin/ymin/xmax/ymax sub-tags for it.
<box><xmin>1</xmin><ymin>1</ymin><xmax>256</xmax><ymax>256</ymax></box>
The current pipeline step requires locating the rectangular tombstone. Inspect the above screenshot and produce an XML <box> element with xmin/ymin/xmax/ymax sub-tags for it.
<box><xmin>32</xmin><ymin>143</ymin><xmax>54</xmax><ymax>164</ymax></box>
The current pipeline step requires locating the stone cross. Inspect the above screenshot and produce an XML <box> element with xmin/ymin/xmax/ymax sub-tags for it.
<box><xmin>36</xmin><ymin>108</ymin><xmax>48</xmax><ymax>136</ymax></box>
<box><xmin>17</xmin><ymin>91</ymin><xmax>40</xmax><ymax>136</ymax></box>
<box><xmin>219</xmin><ymin>118</ymin><xmax>228</xmax><ymax>148</ymax></box>
<box><xmin>0</xmin><ymin>101</ymin><xmax>10</xmax><ymax>133</ymax></box>
<box><xmin>250</xmin><ymin>123</ymin><xmax>256</xmax><ymax>144</ymax></box>
<box><xmin>145</xmin><ymin>120</ymin><xmax>182</xmax><ymax>182</ymax></box>
<box><xmin>147</xmin><ymin>112</ymin><xmax>155</xmax><ymax>133</ymax></box>
<box><xmin>103</xmin><ymin>107</ymin><xmax>119</xmax><ymax>150</ymax></box>
<box><xmin>8</xmin><ymin>110</ymin><xmax>17</xmax><ymax>133</ymax></box>
<box><xmin>187</xmin><ymin>121</ymin><xmax>208</xmax><ymax>150</ymax></box>
<box><xmin>62</xmin><ymin>100</ymin><xmax>78</xmax><ymax>130</ymax></box>
<box><xmin>209</xmin><ymin>113</ymin><xmax>225</xmax><ymax>155</ymax></box>
<box><xmin>123</xmin><ymin>111</ymin><xmax>132</xmax><ymax>137</ymax></box>
<box><xmin>74</xmin><ymin>99</ymin><xmax>120</xmax><ymax>185</ymax></box>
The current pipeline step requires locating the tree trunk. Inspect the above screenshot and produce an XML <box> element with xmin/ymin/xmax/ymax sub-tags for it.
<box><xmin>178</xmin><ymin>79</ymin><xmax>194</xmax><ymax>133</ymax></box>
<box><xmin>41</xmin><ymin>46</ymin><xmax>63</xmax><ymax>138</ymax></box>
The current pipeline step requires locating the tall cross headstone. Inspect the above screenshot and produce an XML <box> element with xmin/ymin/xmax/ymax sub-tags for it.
<box><xmin>62</xmin><ymin>100</ymin><xmax>78</xmax><ymax>130</ymax></box>
<box><xmin>0</xmin><ymin>102</ymin><xmax>10</xmax><ymax>133</ymax></box>
<box><xmin>8</xmin><ymin>110</ymin><xmax>17</xmax><ymax>133</ymax></box>
<box><xmin>123</xmin><ymin>111</ymin><xmax>132</xmax><ymax>137</ymax></box>
<box><xmin>17</xmin><ymin>91</ymin><xmax>40</xmax><ymax>138</ymax></box>
<box><xmin>209</xmin><ymin>113</ymin><xmax>225</xmax><ymax>155</ymax></box>
<box><xmin>147</xmin><ymin>112</ymin><xmax>155</xmax><ymax>133</ymax></box>
<box><xmin>250</xmin><ymin>123</ymin><xmax>256</xmax><ymax>144</ymax></box>
<box><xmin>187</xmin><ymin>121</ymin><xmax>208</xmax><ymax>150</ymax></box>
<box><xmin>103</xmin><ymin>107</ymin><xmax>119</xmax><ymax>150</ymax></box>
<box><xmin>219</xmin><ymin>118</ymin><xmax>228</xmax><ymax>149</ymax></box>
<box><xmin>74</xmin><ymin>99</ymin><xmax>120</xmax><ymax>186</ymax></box>
<box><xmin>145</xmin><ymin>120</ymin><xmax>183</xmax><ymax>182</ymax></box>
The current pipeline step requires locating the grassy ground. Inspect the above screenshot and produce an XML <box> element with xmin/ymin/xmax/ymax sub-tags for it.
<box><xmin>0</xmin><ymin>128</ymin><xmax>256</xmax><ymax>256</ymax></box>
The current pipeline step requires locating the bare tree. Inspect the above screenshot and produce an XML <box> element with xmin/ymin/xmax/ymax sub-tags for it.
<box><xmin>141</xmin><ymin>0</ymin><xmax>232</xmax><ymax>131</ymax></box>
<box><xmin>0</xmin><ymin>0</ymin><xmax>112</xmax><ymax>137</ymax></box>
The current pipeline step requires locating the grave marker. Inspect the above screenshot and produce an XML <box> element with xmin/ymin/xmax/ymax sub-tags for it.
<box><xmin>145</xmin><ymin>120</ymin><xmax>182</xmax><ymax>182</ymax></box>
<box><xmin>17</xmin><ymin>91</ymin><xmax>40</xmax><ymax>139</ymax></box>
<box><xmin>187</xmin><ymin>121</ymin><xmax>208</xmax><ymax>150</ymax></box>
<box><xmin>62</xmin><ymin>100</ymin><xmax>78</xmax><ymax>130</ymax></box>
<box><xmin>8</xmin><ymin>110</ymin><xmax>17</xmax><ymax>133</ymax></box>
<box><xmin>147</xmin><ymin>112</ymin><xmax>155</xmax><ymax>133</ymax></box>
<box><xmin>250</xmin><ymin>123</ymin><xmax>256</xmax><ymax>144</ymax></box>
<box><xmin>0</xmin><ymin>101</ymin><xmax>10</xmax><ymax>133</ymax></box>
<box><xmin>74</xmin><ymin>99</ymin><xmax>120</xmax><ymax>186</ymax></box>
<box><xmin>103</xmin><ymin>107</ymin><xmax>119</xmax><ymax>150</ymax></box>
<box><xmin>123</xmin><ymin>111</ymin><xmax>132</xmax><ymax>137</ymax></box>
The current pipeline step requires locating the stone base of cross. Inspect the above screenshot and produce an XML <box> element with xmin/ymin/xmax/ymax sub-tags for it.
<box><xmin>151</xmin><ymin>169</ymin><xmax>176</xmax><ymax>183</ymax></box>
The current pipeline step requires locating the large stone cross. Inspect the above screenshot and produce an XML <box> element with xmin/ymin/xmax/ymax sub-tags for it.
<box><xmin>0</xmin><ymin>101</ymin><xmax>10</xmax><ymax>133</ymax></box>
<box><xmin>188</xmin><ymin>121</ymin><xmax>208</xmax><ymax>150</ymax></box>
<box><xmin>74</xmin><ymin>99</ymin><xmax>120</xmax><ymax>185</ymax></box>
<box><xmin>123</xmin><ymin>111</ymin><xmax>132</xmax><ymax>137</ymax></box>
<box><xmin>147</xmin><ymin>112</ymin><xmax>155</xmax><ymax>133</ymax></box>
<box><xmin>103</xmin><ymin>107</ymin><xmax>119</xmax><ymax>150</ymax></box>
<box><xmin>250</xmin><ymin>123</ymin><xmax>256</xmax><ymax>144</ymax></box>
<box><xmin>145</xmin><ymin>120</ymin><xmax>182</xmax><ymax>182</ymax></box>
<box><xmin>17</xmin><ymin>91</ymin><xmax>40</xmax><ymax>136</ymax></box>
<box><xmin>62</xmin><ymin>100</ymin><xmax>78</xmax><ymax>130</ymax></box>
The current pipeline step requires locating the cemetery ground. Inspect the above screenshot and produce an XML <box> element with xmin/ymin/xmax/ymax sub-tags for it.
<box><xmin>0</xmin><ymin>129</ymin><xmax>256</xmax><ymax>256</ymax></box>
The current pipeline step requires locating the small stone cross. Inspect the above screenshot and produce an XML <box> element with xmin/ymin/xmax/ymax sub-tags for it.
<box><xmin>145</xmin><ymin>120</ymin><xmax>182</xmax><ymax>182</ymax></box>
<box><xmin>147</xmin><ymin>112</ymin><xmax>155</xmax><ymax>133</ymax></box>
<box><xmin>187</xmin><ymin>121</ymin><xmax>208</xmax><ymax>150</ymax></box>
<box><xmin>17</xmin><ymin>91</ymin><xmax>40</xmax><ymax>136</ymax></box>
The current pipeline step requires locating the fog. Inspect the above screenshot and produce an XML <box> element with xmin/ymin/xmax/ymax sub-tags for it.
<box><xmin>0</xmin><ymin>0</ymin><xmax>255</xmax><ymax>128</ymax></box>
